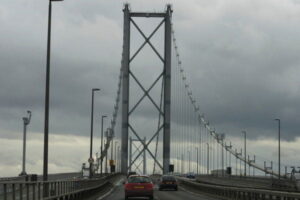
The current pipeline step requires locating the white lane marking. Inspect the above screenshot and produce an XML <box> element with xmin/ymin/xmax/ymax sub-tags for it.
<box><xmin>96</xmin><ymin>188</ymin><xmax>114</xmax><ymax>200</ymax></box>
<box><xmin>179</xmin><ymin>186</ymin><xmax>219</xmax><ymax>199</ymax></box>
<box><xmin>97</xmin><ymin>178</ymin><xmax>124</xmax><ymax>200</ymax></box>
<box><xmin>154</xmin><ymin>195</ymin><xmax>161</xmax><ymax>200</ymax></box>
<box><xmin>179</xmin><ymin>186</ymin><xmax>205</xmax><ymax>197</ymax></box>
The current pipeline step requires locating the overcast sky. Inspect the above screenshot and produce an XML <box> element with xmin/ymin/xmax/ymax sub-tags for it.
<box><xmin>0</xmin><ymin>0</ymin><xmax>300</xmax><ymax>177</ymax></box>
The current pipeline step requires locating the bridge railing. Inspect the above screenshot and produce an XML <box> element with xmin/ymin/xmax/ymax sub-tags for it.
<box><xmin>196</xmin><ymin>174</ymin><xmax>299</xmax><ymax>191</ymax></box>
<box><xmin>0</xmin><ymin>172</ymin><xmax>82</xmax><ymax>183</ymax></box>
<box><xmin>0</xmin><ymin>173</ymin><xmax>119</xmax><ymax>200</ymax></box>
<box><xmin>179</xmin><ymin>177</ymin><xmax>300</xmax><ymax>200</ymax></box>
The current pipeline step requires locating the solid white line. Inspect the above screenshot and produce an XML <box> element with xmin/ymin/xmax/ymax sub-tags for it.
<box><xmin>179</xmin><ymin>186</ymin><xmax>203</xmax><ymax>197</ymax></box>
<box><xmin>96</xmin><ymin>187</ymin><xmax>114</xmax><ymax>200</ymax></box>
<box><xmin>179</xmin><ymin>186</ymin><xmax>220</xmax><ymax>200</ymax></box>
<box><xmin>154</xmin><ymin>195</ymin><xmax>161</xmax><ymax>200</ymax></box>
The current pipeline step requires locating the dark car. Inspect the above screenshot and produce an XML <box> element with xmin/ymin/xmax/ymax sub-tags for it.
<box><xmin>186</xmin><ymin>173</ymin><xmax>196</xmax><ymax>179</ymax></box>
<box><xmin>159</xmin><ymin>175</ymin><xmax>178</xmax><ymax>191</ymax></box>
<box><xmin>127</xmin><ymin>171</ymin><xmax>137</xmax><ymax>178</ymax></box>
<box><xmin>124</xmin><ymin>175</ymin><xmax>154</xmax><ymax>200</ymax></box>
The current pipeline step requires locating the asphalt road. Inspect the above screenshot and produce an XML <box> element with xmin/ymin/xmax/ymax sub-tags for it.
<box><xmin>99</xmin><ymin>181</ymin><xmax>218</xmax><ymax>200</ymax></box>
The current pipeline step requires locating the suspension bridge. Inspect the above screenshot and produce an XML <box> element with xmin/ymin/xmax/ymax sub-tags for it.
<box><xmin>1</xmin><ymin>3</ymin><xmax>300</xmax><ymax>200</ymax></box>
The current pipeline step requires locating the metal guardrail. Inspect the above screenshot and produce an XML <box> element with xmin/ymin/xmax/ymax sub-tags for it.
<box><xmin>0</xmin><ymin>172</ymin><xmax>82</xmax><ymax>183</ymax></box>
<box><xmin>178</xmin><ymin>177</ymin><xmax>300</xmax><ymax>200</ymax></box>
<box><xmin>0</xmin><ymin>173</ymin><xmax>119</xmax><ymax>200</ymax></box>
<box><xmin>0</xmin><ymin>177</ymin><xmax>25</xmax><ymax>183</ymax></box>
<box><xmin>196</xmin><ymin>175</ymin><xmax>298</xmax><ymax>191</ymax></box>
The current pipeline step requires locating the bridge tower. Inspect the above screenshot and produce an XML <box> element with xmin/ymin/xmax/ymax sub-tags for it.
<box><xmin>121</xmin><ymin>4</ymin><xmax>172</xmax><ymax>174</ymax></box>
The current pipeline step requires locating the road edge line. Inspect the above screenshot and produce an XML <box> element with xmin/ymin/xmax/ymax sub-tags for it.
<box><xmin>97</xmin><ymin>178</ymin><xmax>124</xmax><ymax>200</ymax></box>
<box><xmin>179</xmin><ymin>185</ymin><xmax>227</xmax><ymax>200</ymax></box>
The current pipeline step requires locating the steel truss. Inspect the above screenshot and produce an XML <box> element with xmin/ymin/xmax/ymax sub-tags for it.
<box><xmin>129</xmin><ymin>137</ymin><xmax>147</xmax><ymax>174</ymax></box>
<box><xmin>121</xmin><ymin>4</ymin><xmax>172</xmax><ymax>174</ymax></box>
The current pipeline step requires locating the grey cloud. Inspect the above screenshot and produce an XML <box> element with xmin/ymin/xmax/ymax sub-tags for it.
<box><xmin>1</xmin><ymin>0</ymin><xmax>300</xmax><ymax>176</ymax></box>
<box><xmin>170</xmin><ymin>0</ymin><xmax>300</xmax><ymax>140</ymax></box>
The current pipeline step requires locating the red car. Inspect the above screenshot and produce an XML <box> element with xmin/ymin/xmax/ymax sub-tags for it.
<box><xmin>124</xmin><ymin>175</ymin><xmax>154</xmax><ymax>200</ymax></box>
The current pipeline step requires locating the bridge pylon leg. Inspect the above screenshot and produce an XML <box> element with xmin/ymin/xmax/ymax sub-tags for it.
<box><xmin>120</xmin><ymin>4</ymin><xmax>173</xmax><ymax>175</ymax></box>
<box><xmin>121</xmin><ymin>4</ymin><xmax>130</xmax><ymax>174</ymax></box>
<box><xmin>163</xmin><ymin>4</ymin><xmax>172</xmax><ymax>175</ymax></box>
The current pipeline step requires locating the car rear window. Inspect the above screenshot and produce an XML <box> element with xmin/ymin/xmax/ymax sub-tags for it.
<box><xmin>162</xmin><ymin>176</ymin><xmax>176</xmax><ymax>181</ymax></box>
<box><xmin>128</xmin><ymin>176</ymin><xmax>151</xmax><ymax>183</ymax></box>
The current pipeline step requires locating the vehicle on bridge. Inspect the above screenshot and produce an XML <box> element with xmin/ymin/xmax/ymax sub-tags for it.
<box><xmin>186</xmin><ymin>172</ymin><xmax>196</xmax><ymax>179</ymax></box>
<box><xmin>127</xmin><ymin>171</ymin><xmax>137</xmax><ymax>178</ymax></box>
<box><xmin>124</xmin><ymin>175</ymin><xmax>154</xmax><ymax>200</ymax></box>
<box><xmin>211</xmin><ymin>169</ymin><xmax>228</xmax><ymax>177</ymax></box>
<box><xmin>159</xmin><ymin>175</ymin><xmax>178</xmax><ymax>191</ymax></box>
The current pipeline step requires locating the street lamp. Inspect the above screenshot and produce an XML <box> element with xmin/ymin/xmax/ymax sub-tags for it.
<box><xmin>188</xmin><ymin>150</ymin><xmax>191</xmax><ymax>173</ymax></box>
<box><xmin>43</xmin><ymin>0</ymin><xmax>64</xmax><ymax>191</ymax></box>
<box><xmin>95</xmin><ymin>152</ymin><xmax>99</xmax><ymax>173</ymax></box>
<box><xmin>275</xmin><ymin>119</ymin><xmax>281</xmax><ymax>179</ymax></box>
<box><xmin>217</xmin><ymin>133</ymin><xmax>225</xmax><ymax>176</ymax></box>
<box><xmin>105</xmin><ymin>129</ymin><xmax>109</xmax><ymax>173</ymax></box>
<box><xmin>117</xmin><ymin>146</ymin><xmax>120</xmax><ymax>172</ymax></box>
<box><xmin>206</xmin><ymin>143</ymin><xmax>209</xmax><ymax>174</ymax></box>
<box><xmin>181</xmin><ymin>154</ymin><xmax>184</xmax><ymax>174</ymax></box>
<box><xmin>114</xmin><ymin>141</ymin><xmax>118</xmax><ymax>161</ymax></box>
<box><xmin>242</xmin><ymin>131</ymin><xmax>247</xmax><ymax>176</ymax></box>
<box><xmin>177</xmin><ymin>156</ymin><xmax>180</xmax><ymax>174</ymax></box>
<box><xmin>20</xmin><ymin>111</ymin><xmax>32</xmax><ymax>176</ymax></box>
<box><xmin>89</xmin><ymin>88</ymin><xmax>100</xmax><ymax>178</ymax></box>
<box><xmin>195</xmin><ymin>147</ymin><xmax>199</xmax><ymax>175</ymax></box>
<box><xmin>100</xmin><ymin>115</ymin><xmax>107</xmax><ymax>175</ymax></box>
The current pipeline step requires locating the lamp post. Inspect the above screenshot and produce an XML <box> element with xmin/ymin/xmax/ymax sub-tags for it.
<box><xmin>236</xmin><ymin>149</ymin><xmax>242</xmax><ymax>175</ymax></box>
<box><xmin>43</xmin><ymin>0</ymin><xmax>64</xmax><ymax>195</ymax></box>
<box><xmin>181</xmin><ymin>154</ymin><xmax>184</xmax><ymax>174</ymax></box>
<box><xmin>114</xmin><ymin>141</ymin><xmax>118</xmax><ymax>161</ymax></box>
<box><xmin>111</xmin><ymin>137</ymin><xmax>114</xmax><ymax>161</ymax></box>
<box><xmin>20</xmin><ymin>111</ymin><xmax>32</xmax><ymax>176</ymax></box>
<box><xmin>235</xmin><ymin>149</ymin><xmax>238</xmax><ymax>175</ymax></box>
<box><xmin>95</xmin><ymin>152</ymin><xmax>99</xmax><ymax>173</ymax></box>
<box><xmin>275</xmin><ymin>119</ymin><xmax>281</xmax><ymax>179</ymax></box>
<box><xmin>216</xmin><ymin>133</ymin><xmax>225</xmax><ymax>176</ymax></box>
<box><xmin>195</xmin><ymin>147</ymin><xmax>199</xmax><ymax>175</ymax></box>
<box><xmin>242</xmin><ymin>131</ymin><xmax>246</xmax><ymax>176</ymax></box>
<box><xmin>177</xmin><ymin>156</ymin><xmax>180</xmax><ymax>174</ymax></box>
<box><xmin>105</xmin><ymin>129</ymin><xmax>109</xmax><ymax>173</ymax></box>
<box><xmin>221</xmin><ymin>140</ymin><xmax>224</xmax><ymax>176</ymax></box>
<box><xmin>240</xmin><ymin>149</ymin><xmax>242</xmax><ymax>176</ymax></box>
<box><xmin>188</xmin><ymin>150</ymin><xmax>191</xmax><ymax>173</ymax></box>
<box><xmin>206</xmin><ymin>143</ymin><xmax>209</xmax><ymax>174</ymax></box>
<box><xmin>117</xmin><ymin>146</ymin><xmax>120</xmax><ymax>172</ymax></box>
<box><xmin>89</xmin><ymin>88</ymin><xmax>100</xmax><ymax>178</ymax></box>
<box><xmin>100</xmin><ymin>115</ymin><xmax>107</xmax><ymax>175</ymax></box>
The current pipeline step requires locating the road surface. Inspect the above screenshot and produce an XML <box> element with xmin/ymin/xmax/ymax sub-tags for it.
<box><xmin>99</xmin><ymin>181</ymin><xmax>218</xmax><ymax>200</ymax></box>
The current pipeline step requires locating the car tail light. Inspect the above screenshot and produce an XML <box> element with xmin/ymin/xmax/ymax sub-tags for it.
<box><xmin>145</xmin><ymin>183</ymin><xmax>154</xmax><ymax>190</ymax></box>
<box><xmin>125</xmin><ymin>183</ymin><xmax>132</xmax><ymax>190</ymax></box>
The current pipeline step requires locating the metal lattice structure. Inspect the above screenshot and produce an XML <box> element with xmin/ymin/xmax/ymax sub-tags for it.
<box><xmin>97</xmin><ymin>3</ymin><xmax>286</xmax><ymax>179</ymax></box>
<box><xmin>129</xmin><ymin>137</ymin><xmax>147</xmax><ymax>174</ymax></box>
<box><xmin>121</xmin><ymin>4</ymin><xmax>172</xmax><ymax>174</ymax></box>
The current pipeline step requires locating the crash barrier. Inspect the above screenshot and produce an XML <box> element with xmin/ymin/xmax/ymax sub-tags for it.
<box><xmin>196</xmin><ymin>175</ymin><xmax>299</xmax><ymax>192</ymax></box>
<box><xmin>0</xmin><ymin>173</ymin><xmax>120</xmax><ymax>200</ymax></box>
<box><xmin>0</xmin><ymin>172</ymin><xmax>82</xmax><ymax>183</ymax></box>
<box><xmin>179</xmin><ymin>178</ymin><xmax>300</xmax><ymax>200</ymax></box>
